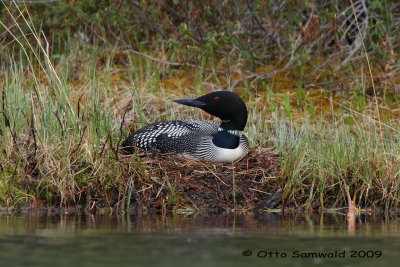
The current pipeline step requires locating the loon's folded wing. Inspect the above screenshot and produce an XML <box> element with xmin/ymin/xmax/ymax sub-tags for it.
<box><xmin>121</xmin><ymin>119</ymin><xmax>218</xmax><ymax>154</ymax></box>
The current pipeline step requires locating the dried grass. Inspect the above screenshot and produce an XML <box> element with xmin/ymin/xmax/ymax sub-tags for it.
<box><xmin>120</xmin><ymin>148</ymin><xmax>282</xmax><ymax>214</ymax></box>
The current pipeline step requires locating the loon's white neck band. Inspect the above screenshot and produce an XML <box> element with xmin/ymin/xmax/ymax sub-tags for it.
<box><xmin>218</xmin><ymin>127</ymin><xmax>242</xmax><ymax>137</ymax></box>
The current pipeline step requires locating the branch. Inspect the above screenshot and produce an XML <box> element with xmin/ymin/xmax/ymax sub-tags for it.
<box><xmin>337</xmin><ymin>0</ymin><xmax>369</xmax><ymax>69</ymax></box>
<box><xmin>126</xmin><ymin>49</ymin><xmax>230</xmax><ymax>75</ymax></box>
<box><xmin>1</xmin><ymin>0</ymin><xmax>61</xmax><ymax>4</ymax></box>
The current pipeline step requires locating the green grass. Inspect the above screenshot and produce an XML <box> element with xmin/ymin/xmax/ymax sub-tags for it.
<box><xmin>1</xmin><ymin>41</ymin><xmax>399</xmax><ymax>210</ymax></box>
<box><xmin>267</xmin><ymin>117</ymin><xmax>400</xmax><ymax>210</ymax></box>
<box><xmin>0</xmin><ymin>1</ymin><xmax>399</xmax><ymax>212</ymax></box>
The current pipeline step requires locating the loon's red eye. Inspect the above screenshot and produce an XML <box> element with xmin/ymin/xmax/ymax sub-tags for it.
<box><xmin>213</xmin><ymin>96</ymin><xmax>220</xmax><ymax>103</ymax></box>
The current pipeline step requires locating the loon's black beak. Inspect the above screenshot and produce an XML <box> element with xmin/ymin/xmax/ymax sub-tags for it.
<box><xmin>173</xmin><ymin>97</ymin><xmax>206</xmax><ymax>108</ymax></box>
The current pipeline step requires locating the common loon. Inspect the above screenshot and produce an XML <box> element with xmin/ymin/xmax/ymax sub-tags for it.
<box><xmin>121</xmin><ymin>91</ymin><xmax>249</xmax><ymax>163</ymax></box>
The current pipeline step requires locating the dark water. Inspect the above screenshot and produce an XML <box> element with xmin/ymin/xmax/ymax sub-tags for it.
<box><xmin>0</xmin><ymin>212</ymin><xmax>399</xmax><ymax>267</ymax></box>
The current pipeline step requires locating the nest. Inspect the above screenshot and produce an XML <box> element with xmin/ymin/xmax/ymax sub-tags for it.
<box><xmin>121</xmin><ymin>147</ymin><xmax>282</xmax><ymax>214</ymax></box>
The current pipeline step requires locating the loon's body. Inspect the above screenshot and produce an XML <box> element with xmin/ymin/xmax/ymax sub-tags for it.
<box><xmin>121</xmin><ymin>91</ymin><xmax>249</xmax><ymax>163</ymax></box>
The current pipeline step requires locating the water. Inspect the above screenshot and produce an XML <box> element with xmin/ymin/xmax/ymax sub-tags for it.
<box><xmin>0</xmin><ymin>212</ymin><xmax>399</xmax><ymax>267</ymax></box>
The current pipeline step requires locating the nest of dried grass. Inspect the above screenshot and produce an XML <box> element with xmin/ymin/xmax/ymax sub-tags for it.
<box><xmin>121</xmin><ymin>147</ymin><xmax>282</xmax><ymax>214</ymax></box>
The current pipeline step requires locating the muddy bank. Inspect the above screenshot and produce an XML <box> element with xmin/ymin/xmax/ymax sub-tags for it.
<box><xmin>1</xmin><ymin>148</ymin><xmax>282</xmax><ymax>215</ymax></box>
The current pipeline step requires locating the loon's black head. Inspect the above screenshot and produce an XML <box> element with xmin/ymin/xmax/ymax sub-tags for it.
<box><xmin>173</xmin><ymin>91</ymin><xmax>248</xmax><ymax>131</ymax></box>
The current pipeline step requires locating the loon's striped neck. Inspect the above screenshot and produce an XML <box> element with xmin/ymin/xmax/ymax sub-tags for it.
<box><xmin>217</xmin><ymin>127</ymin><xmax>242</xmax><ymax>137</ymax></box>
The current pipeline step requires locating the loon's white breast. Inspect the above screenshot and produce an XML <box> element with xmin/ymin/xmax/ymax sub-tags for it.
<box><xmin>182</xmin><ymin>133</ymin><xmax>248</xmax><ymax>163</ymax></box>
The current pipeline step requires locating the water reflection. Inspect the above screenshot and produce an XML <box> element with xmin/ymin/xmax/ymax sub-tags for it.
<box><xmin>0</xmin><ymin>212</ymin><xmax>399</xmax><ymax>267</ymax></box>
<box><xmin>0</xmin><ymin>212</ymin><xmax>399</xmax><ymax>237</ymax></box>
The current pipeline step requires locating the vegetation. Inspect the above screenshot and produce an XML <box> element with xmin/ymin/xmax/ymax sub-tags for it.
<box><xmin>0</xmin><ymin>0</ymin><xmax>399</xmax><ymax>212</ymax></box>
